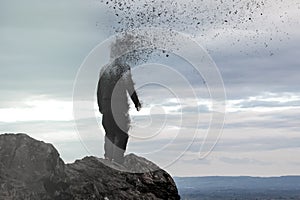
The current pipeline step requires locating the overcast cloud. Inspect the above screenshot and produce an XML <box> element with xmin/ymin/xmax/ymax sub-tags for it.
<box><xmin>0</xmin><ymin>0</ymin><xmax>300</xmax><ymax>176</ymax></box>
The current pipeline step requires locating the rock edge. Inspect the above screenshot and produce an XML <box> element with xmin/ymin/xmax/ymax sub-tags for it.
<box><xmin>0</xmin><ymin>133</ymin><xmax>180</xmax><ymax>200</ymax></box>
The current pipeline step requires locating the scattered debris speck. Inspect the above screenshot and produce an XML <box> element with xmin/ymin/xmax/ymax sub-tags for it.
<box><xmin>96</xmin><ymin>0</ymin><xmax>295</xmax><ymax>57</ymax></box>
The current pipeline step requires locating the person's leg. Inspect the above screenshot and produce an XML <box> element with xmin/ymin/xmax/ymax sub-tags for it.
<box><xmin>113</xmin><ymin>131</ymin><xmax>129</xmax><ymax>164</ymax></box>
<box><xmin>112</xmin><ymin>113</ymin><xmax>130</xmax><ymax>164</ymax></box>
<box><xmin>104</xmin><ymin>135</ymin><xmax>114</xmax><ymax>160</ymax></box>
<box><xmin>102</xmin><ymin>112</ymin><xmax>115</xmax><ymax>161</ymax></box>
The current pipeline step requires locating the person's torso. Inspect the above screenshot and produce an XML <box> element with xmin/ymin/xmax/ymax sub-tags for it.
<box><xmin>99</xmin><ymin>62</ymin><xmax>131</xmax><ymax>113</ymax></box>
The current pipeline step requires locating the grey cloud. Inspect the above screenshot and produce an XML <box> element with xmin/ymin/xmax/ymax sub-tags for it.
<box><xmin>1</xmin><ymin>0</ymin><xmax>299</xmax><ymax>103</ymax></box>
<box><xmin>214</xmin><ymin>137</ymin><xmax>300</xmax><ymax>152</ymax></box>
<box><xmin>224</xmin><ymin>121</ymin><xmax>298</xmax><ymax>130</ymax></box>
<box><xmin>219</xmin><ymin>156</ymin><xmax>271</xmax><ymax>166</ymax></box>
<box><xmin>0</xmin><ymin>120</ymin><xmax>87</xmax><ymax>162</ymax></box>
<box><xmin>224</xmin><ymin>111</ymin><xmax>300</xmax><ymax>130</ymax></box>
<box><xmin>0</xmin><ymin>0</ymin><xmax>110</xmax><ymax>100</ymax></box>
<box><xmin>179</xmin><ymin>158</ymin><xmax>212</xmax><ymax>165</ymax></box>
<box><xmin>0</xmin><ymin>120</ymin><xmax>74</xmax><ymax>134</ymax></box>
<box><xmin>170</xmin><ymin>133</ymin><xmax>300</xmax><ymax>154</ymax></box>
<box><xmin>218</xmin><ymin>43</ymin><xmax>300</xmax><ymax>98</ymax></box>
<box><xmin>54</xmin><ymin>140</ymin><xmax>89</xmax><ymax>163</ymax></box>
<box><xmin>180</xmin><ymin>105</ymin><xmax>210</xmax><ymax>113</ymax></box>
<box><xmin>238</xmin><ymin>100</ymin><xmax>300</xmax><ymax>108</ymax></box>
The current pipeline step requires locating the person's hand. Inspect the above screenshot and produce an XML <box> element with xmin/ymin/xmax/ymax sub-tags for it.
<box><xmin>136</xmin><ymin>102</ymin><xmax>141</xmax><ymax>111</ymax></box>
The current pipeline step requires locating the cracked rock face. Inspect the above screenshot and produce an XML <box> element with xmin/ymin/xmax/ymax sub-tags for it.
<box><xmin>0</xmin><ymin>133</ymin><xmax>180</xmax><ymax>200</ymax></box>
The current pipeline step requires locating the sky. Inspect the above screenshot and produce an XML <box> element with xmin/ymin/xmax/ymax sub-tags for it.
<box><xmin>0</xmin><ymin>0</ymin><xmax>300</xmax><ymax>177</ymax></box>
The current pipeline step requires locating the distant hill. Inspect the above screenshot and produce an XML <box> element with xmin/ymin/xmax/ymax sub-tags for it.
<box><xmin>174</xmin><ymin>176</ymin><xmax>300</xmax><ymax>200</ymax></box>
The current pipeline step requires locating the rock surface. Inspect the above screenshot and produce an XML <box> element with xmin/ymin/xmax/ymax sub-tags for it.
<box><xmin>0</xmin><ymin>133</ymin><xmax>180</xmax><ymax>200</ymax></box>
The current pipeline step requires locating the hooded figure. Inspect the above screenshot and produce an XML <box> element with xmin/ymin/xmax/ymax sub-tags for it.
<box><xmin>97</xmin><ymin>40</ymin><xmax>141</xmax><ymax>164</ymax></box>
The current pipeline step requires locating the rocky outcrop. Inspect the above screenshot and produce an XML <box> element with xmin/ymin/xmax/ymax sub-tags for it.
<box><xmin>0</xmin><ymin>133</ymin><xmax>180</xmax><ymax>200</ymax></box>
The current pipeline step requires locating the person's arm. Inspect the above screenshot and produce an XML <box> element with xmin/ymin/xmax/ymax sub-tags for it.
<box><xmin>97</xmin><ymin>72</ymin><xmax>103</xmax><ymax>114</ymax></box>
<box><xmin>131</xmin><ymin>91</ymin><xmax>141</xmax><ymax>111</ymax></box>
<box><xmin>124</xmin><ymin>65</ymin><xmax>141</xmax><ymax>111</ymax></box>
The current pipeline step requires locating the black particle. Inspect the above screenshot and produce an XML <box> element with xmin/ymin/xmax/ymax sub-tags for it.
<box><xmin>99</xmin><ymin>0</ymin><xmax>290</xmax><ymax>58</ymax></box>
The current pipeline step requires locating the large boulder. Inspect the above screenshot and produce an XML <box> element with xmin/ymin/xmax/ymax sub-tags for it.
<box><xmin>0</xmin><ymin>133</ymin><xmax>180</xmax><ymax>200</ymax></box>
<box><xmin>0</xmin><ymin>133</ymin><xmax>67</xmax><ymax>200</ymax></box>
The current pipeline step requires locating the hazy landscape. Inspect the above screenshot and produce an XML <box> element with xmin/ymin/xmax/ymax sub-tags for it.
<box><xmin>174</xmin><ymin>176</ymin><xmax>300</xmax><ymax>200</ymax></box>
